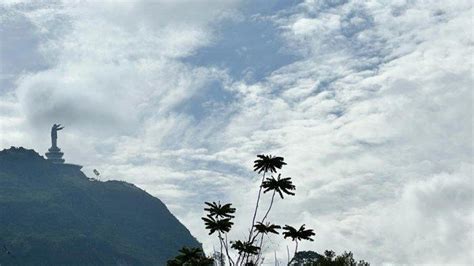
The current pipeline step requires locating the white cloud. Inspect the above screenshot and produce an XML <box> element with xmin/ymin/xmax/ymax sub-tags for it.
<box><xmin>0</xmin><ymin>0</ymin><xmax>472</xmax><ymax>264</ymax></box>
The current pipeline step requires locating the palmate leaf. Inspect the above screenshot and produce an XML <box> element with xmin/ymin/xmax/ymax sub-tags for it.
<box><xmin>253</xmin><ymin>154</ymin><xmax>286</xmax><ymax>174</ymax></box>
<box><xmin>201</xmin><ymin>215</ymin><xmax>233</xmax><ymax>235</ymax></box>
<box><xmin>282</xmin><ymin>224</ymin><xmax>315</xmax><ymax>242</ymax></box>
<box><xmin>230</xmin><ymin>240</ymin><xmax>260</xmax><ymax>255</ymax></box>
<box><xmin>261</xmin><ymin>174</ymin><xmax>296</xmax><ymax>199</ymax></box>
<box><xmin>254</xmin><ymin>222</ymin><xmax>281</xmax><ymax>235</ymax></box>
<box><xmin>204</xmin><ymin>201</ymin><xmax>236</xmax><ymax>218</ymax></box>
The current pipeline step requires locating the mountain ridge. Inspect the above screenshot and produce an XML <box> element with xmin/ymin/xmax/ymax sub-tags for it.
<box><xmin>0</xmin><ymin>146</ymin><xmax>200</xmax><ymax>265</ymax></box>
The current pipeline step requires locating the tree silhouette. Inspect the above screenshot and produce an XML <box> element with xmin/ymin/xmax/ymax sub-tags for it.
<box><xmin>167</xmin><ymin>247</ymin><xmax>213</xmax><ymax>266</ymax></box>
<box><xmin>192</xmin><ymin>152</ymin><xmax>371</xmax><ymax>265</ymax></box>
<box><xmin>204</xmin><ymin>201</ymin><xmax>236</xmax><ymax>219</ymax></box>
<box><xmin>259</xmin><ymin>173</ymin><xmax>296</xmax><ymax>226</ymax></box>
<box><xmin>253</xmin><ymin>155</ymin><xmax>286</xmax><ymax>174</ymax></box>
<box><xmin>93</xmin><ymin>169</ymin><xmax>100</xmax><ymax>180</ymax></box>
<box><xmin>290</xmin><ymin>250</ymin><xmax>323</xmax><ymax>265</ymax></box>
<box><xmin>248</xmin><ymin>154</ymin><xmax>287</xmax><ymax>258</ymax></box>
<box><xmin>289</xmin><ymin>250</ymin><xmax>370</xmax><ymax>266</ymax></box>
<box><xmin>231</xmin><ymin>240</ymin><xmax>260</xmax><ymax>255</ymax></box>
<box><xmin>254</xmin><ymin>222</ymin><xmax>281</xmax><ymax>235</ymax></box>
<box><xmin>231</xmin><ymin>240</ymin><xmax>260</xmax><ymax>265</ymax></box>
<box><xmin>202</xmin><ymin>215</ymin><xmax>233</xmax><ymax>235</ymax></box>
<box><xmin>283</xmin><ymin>224</ymin><xmax>315</xmax><ymax>263</ymax></box>
<box><xmin>253</xmin><ymin>222</ymin><xmax>281</xmax><ymax>262</ymax></box>
<box><xmin>202</xmin><ymin>202</ymin><xmax>236</xmax><ymax>265</ymax></box>
<box><xmin>197</xmin><ymin>154</ymin><xmax>319</xmax><ymax>265</ymax></box>
<box><xmin>262</xmin><ymin>174</ymin><xmax>296</xmax><ymax>199</ymax></box>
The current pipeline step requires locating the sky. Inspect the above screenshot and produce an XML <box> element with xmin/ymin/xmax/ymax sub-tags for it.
<box><xmin>0</xmin><ymin>0</ymin><xmax>472</xmax><ymax>264</ymax></box>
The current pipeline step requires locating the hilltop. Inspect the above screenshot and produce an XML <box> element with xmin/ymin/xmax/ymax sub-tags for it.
<box><xmin>0</xmin><ymin>147</ymin><xmax>200</xmax><ymax>265</ymax></box>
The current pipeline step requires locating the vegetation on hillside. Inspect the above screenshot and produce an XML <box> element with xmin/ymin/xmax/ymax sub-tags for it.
<box><xmin>0</xmin><ymin>147</ymin><xmax>200</xmax><ymax>265</ymax></box>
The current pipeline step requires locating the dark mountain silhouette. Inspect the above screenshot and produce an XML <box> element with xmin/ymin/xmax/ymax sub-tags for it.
<box><xmin>0</xmin><ymin>147</ymin><xmax>200</xmax><ymax>265</ymax></box>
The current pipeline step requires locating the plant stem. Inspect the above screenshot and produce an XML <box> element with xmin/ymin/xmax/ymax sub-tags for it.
<box><xmin>255</xmin><ymin>233</ymin><xmax>265</xmax><ymax>264</ymax></box>
<box><xmin>224</xmin><ymin>233</ymin><xmax>234</xmax><ymax>266</ymax></box>
<box><xmin>249</xmin><ymin>171</ymin><xmax>266</xmax><ymax>242</ymax></box>
<box><xmin>236</xmin><ymin>253</ymin><xmax>241</xmax><ymax>266</ymax></box>
<box><xmin>261</xmin><ymin>190</ymin><xmax>276</xmax><ymax>224</ymax></box>
<box><xmin>294</xmin><ymin>240</ymin><xmax>298</xmax><ymax>258</ymax></box>
<box><xmin>286</xmin><ymin>246</ymin><xmax>290</xmax><ymax>266</ymax></box>
<box><xmin>246</xmin><ymin>171</ymin><xmax>266</xmax><ymax>265</ymax></box>
<box><xmin>287</xmin><ymin>241</ymin><xmax>298</xmax><ymax>266</ymax></box>
<box><xmin>218</xmin><ymin>232</ymin><xmax>224</xmax><ymax>266</ymax></box>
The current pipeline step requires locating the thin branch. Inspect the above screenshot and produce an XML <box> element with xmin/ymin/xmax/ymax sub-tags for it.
<box><xmin>219</xmin><ymin>232</ymin><xmax>224</xmax><ymax>266</ymax></box>
<box><xmin>261</xmin><ymin>190</ymin><xmax>276</xmax><ymax>224</ymax></box>
<box><xmin>287</xmin><ymin>241</ymin><xmax>298</xmax><ymax>266</ymax></box>
<box><xmin>255</xmin><ymin>233</ymin><xmax>265</xmax><ymax>264</ymax></box>
<box><xmin>274</xmin><ymin>250</ymin><xmax>278</xmax><ymax>266</ymax></box>
<box><xmin>286</xmin><ymin>246</ymin><xmax>290</xmax><ymax>266</ymax></box>
<box><xmin>247</xmin><ymin>171</ymin><xmax>266</xmax><ymax>265</ymax></box>
<box><xmin>223</xmin><ymin>233</ymin><xmax>234</xmax><ymax>266</ymax></box>
<box><xmin>249</xmin><ymin>171</ymin><xmax>266</xmax><ymax>241</ymax></box>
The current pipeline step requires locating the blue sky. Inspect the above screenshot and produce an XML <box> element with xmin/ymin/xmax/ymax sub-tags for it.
<box><xmin>0</xmin><ymin>0</ymin><xmax>473</xmax><ymax>264</ymax></box>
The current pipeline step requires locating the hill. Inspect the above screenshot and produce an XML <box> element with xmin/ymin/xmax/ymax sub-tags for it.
<box><xmin>0</xmin><ymin>147</ymin><xmax>200</xmax><ymax>265</ymax></box>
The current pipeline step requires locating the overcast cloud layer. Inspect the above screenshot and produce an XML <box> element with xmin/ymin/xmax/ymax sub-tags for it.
<box><xmin>0</xmin><ymin>0</ymin><xmax>472</xmax><ymax>264</ymax></box>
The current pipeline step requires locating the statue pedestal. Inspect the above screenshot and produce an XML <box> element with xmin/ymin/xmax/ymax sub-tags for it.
<box><xmin>45</xmin><ymin>146</ymin><xmax>65</xmax><ymax>164</ymax></box>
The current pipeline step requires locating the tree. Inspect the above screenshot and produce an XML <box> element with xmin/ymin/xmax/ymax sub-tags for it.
<box><xmin>253</xmin><ymin>155</ymin><xmax>286</xmax><ymax>174</ymax></box>
<box><xmin>178</xmin><ymin>154</ymin><xmax>369</xmax><ymax>265</ymax></box>
<box><xmin>254</xmin><ymin>222</ymin><xmax>281</xmax><ymax>235</ymax></box>
<box><xmin>260</xmin><ymin>174</ymin><xmax>296</xmax><ymax>224</ymax></box>
<box><xmin>204</xmin><ymin>202</ymin><xmax>236</xmax><ymax>219</ymax></box>
<box><xmin>198</xmin><ymin>154</ymin><xmax>314</xmax><ymax>265</ymax></box>
<box><xmin>249</xmin><ymin>155</ymin><xmax>288</xmax><ymax>246</ymax></box>
<box><xmin>167</xmin><ymin>247</ymin><xmax>214</xmax><ymax>266</ymax></box>
<box><xmin>289</xmin><ymin>250</ymin><xmax>370</xmax><ymax>266</ymax></box>
<box><xmin>261</xmin><ymin>174</ymin><xmax>296</xmax><ymax>199</ymax></box>
<box><xmin>290</xmin><ymin>251</ymin><xmax>323</xmax><ymax>265</ymax></box>
<box><xmin>202</xmin><ymin>215</ymin><xmax>234</xmax><ymax>236</ymax></box>
<box><xmin>283</xmin><ymin>224</ymin><xmax>316</xmax><ymax>263</ymax></box>
<box><xmin>253</xmin><ymin>222</ymin><xmax>281</xmax><ymax>262</ymax></box>
<box><xmin>202</xmin><ymin>201</ymin><xmax>236</xmax><ymax>264</ymax></box>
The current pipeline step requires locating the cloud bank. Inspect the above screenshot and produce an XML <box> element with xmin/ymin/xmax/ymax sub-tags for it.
<box><xmin>1</xmin><ymin>0</ymin><xmax>472</xmax><ymax>264</ymax></box>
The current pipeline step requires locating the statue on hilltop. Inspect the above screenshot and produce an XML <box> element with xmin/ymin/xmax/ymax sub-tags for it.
<box><xmin>51</xmin><ymin>124</ymin><xmax>64</xmax><ymax>149</ymax></box>
<box><xmin>44</xmin><ymin>123</ymin><xmax>82</xmax><ymax>169</ymax></box>
<box><xmin>46</xmin><ymin>123</ymin><xmax>65</xmax><ymax>164</ymax></box>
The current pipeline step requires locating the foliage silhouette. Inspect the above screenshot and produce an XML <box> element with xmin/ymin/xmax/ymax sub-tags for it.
<box><xmin>254</xmin><ymin>222</ymin><xmax>281</xmax><ymax>235</ymax></box>
<box><xmin>167</xmin><ymin>247</ymin><xmax>213</xmax><ymax>266</ymax></box>
<box><xmin>283</xmin><ymin>224</ymin><xmax>316</xmax><ymax>263</ymax></box>
<box><xmin>175</xmin><ymin>153</ymin><xmax>369</xmax><ymax>265</ymax></box>
<box><xmin>197</xmin><ymin>154</ymin><xmax>315</xmax><ymax>265</ymax></box>
<box><xmin>253</xmin><ymin>155</ymin><xmax>286</xmax><ymax>174</ymax></box>
<box><xmin>290</xmin><ymin>250</ymin><xmax>324</xmax><ymax>265</ymax></box>
<box><xmin>262</xmin><ymin>174</ymin><xmax>296</xmax><ymax>199</ymax></box>
<box><xmin>204</xmin><ymin>201</ymin><xmax>236</xmax><ymax>219</ymax></box>
<box><xmin>247</xmin><ymin>154</ymin><xmax>290</xmax><ymax>264</ymax></box>
<box><xmin>231</xmin><ymin>240</ymin><xmax>260</xmax><ymax>255</ymax></box>
<box><xmin>290</xmin><ymin>250</ymin><xmax>370</xmax><ymax>266</ymax></box>
<box><xmin>253</xmin><ymin>222</ymin><xmax>281</xmax><ymax>263</ymax></box>
<box><xmin>202</xmin><ymin>202</ymin><xmax>236</xmax><ymax>265</ymax></box>
<box><xmin>202</xmin><ymin>215</ymin><xmax>234</xmax><ymax>235</ymax></box>
<box><xmin>282</xmin><ymin>224</ymin><xmax>315</xmax><ymax>242</ymax></box>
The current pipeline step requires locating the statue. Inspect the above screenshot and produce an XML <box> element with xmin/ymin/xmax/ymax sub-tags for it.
<box><xmin>51</xmin><ymin>124</ymin><xmax>64</xmax><ymax>148</ymax></box>
<box><xmin>46</xmin><ymin>123</ymin><xmax>65</xmax><ymax>164</ymax></box>
<box><xmin>44</xmin><ymin>123</ymin><xmax>82</xmax><ymax>169</ymax></box>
